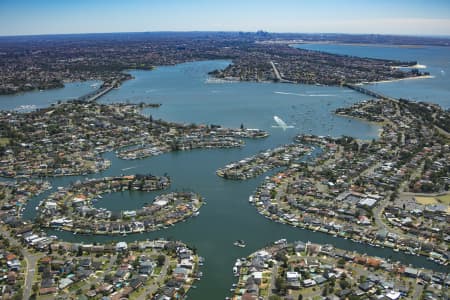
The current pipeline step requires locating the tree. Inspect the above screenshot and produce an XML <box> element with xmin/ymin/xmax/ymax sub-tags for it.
<box><xmin>359</xmin><ymin>275</ymin><xmax>367</xmax><ymax>283</ymax></box>
<box><xmin>132</xmin><ymin>258</ymin><xmax>140</xmax><ymax>270</ymax></box>
<box><xmin>11</xmin><ymin>289</ymin><xmax>23</xmax><ymax>300</ymax></box>
<box><xmin>275</xmin><ymin>276</ymin><xmax>286</xmax><ymax>293</ymax></box>
<box><xmin>104</xmin><ymin>273</ymin><xmax>113</xmax><ymax>283</ymax></box>
<box><xmin>157</xmin><ymin>254</ymin><xmax>165</xmax><ymax>266</ymax></box>
<box><xmin>337</xmin><ymin>258</ymin><xmax>346</xmax><ymax>268</ymax></box>
<box><xmin>339</xmin><ymin>278</ymin><xmax>350</xmax><ymax>289</ymax></box>
<box><xmin>178</xmin><ymin>286</ymin><xmax>186</xmax><ymax>295</ymax></box>
<box><xmin>322</xmin><ymin>284</ymin><xmax>331</xmax><ymax>296</ymax></box>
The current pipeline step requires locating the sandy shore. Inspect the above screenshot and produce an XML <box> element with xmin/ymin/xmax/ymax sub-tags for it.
<box><xmin>358</xmin><ymin>75</ymin><xmax>435</xmax><ymax>85</ymax></box>
<box><xmin>392</xmin><ymin>63</ymin><xmax>427</xmax><ymax>69</ymax></box>
<box><xmin>292</xmin><ymin>41</ymin><xmax>426</xmax><ymax>49</ymax></box>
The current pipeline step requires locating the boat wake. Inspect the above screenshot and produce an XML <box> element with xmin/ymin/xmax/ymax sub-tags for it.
<box><xmin>205</xmin><ymin>77</ymin><xmax>238</xmax><ymax>84</ymax></box>
<box><xmin>272</xmin><ymin>115</ymin><xmax>295</xmax><ymax>131</ymax></box>
<box><xmin>15</xmin><ymin>104</ymin><xmax>37</xmax><ymax>112</ymax></box>
<box><xmin>121</xmin><ymin>166</ymin><xmax>136</xmax><ymax>171</ymax></box>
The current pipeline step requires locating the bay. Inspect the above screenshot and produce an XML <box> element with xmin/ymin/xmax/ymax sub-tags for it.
<box><xmin>0</xmin><ymin>80</ymin><xmax>101</xmax><ymax>111</ymax></box>
<box><xmin>293</xmin><ymin>43</ymin><xmax>450</xmax><ymax>108</ymax></box>
<box><xmin>1</xmin><ymin>52</ymin><xmax>448</xmax><ymax>299</ymax></box>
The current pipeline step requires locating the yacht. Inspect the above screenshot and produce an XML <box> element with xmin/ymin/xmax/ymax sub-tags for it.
<box><xmin>233</xmin><ymin>240</ymin><xmax>246</xmax><ymax>248</ymax></box>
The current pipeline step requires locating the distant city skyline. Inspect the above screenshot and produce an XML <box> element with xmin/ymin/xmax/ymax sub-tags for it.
<box><xmin>1</xmin><ymin>0</ymin><xmax>450</xmax><ymax>36</ymax></box>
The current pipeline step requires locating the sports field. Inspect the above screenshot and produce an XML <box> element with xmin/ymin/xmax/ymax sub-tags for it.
<box><xmin>415</xmin><ymin>196</ymin><xmax>438</xmax><ymax>205</ymax></box>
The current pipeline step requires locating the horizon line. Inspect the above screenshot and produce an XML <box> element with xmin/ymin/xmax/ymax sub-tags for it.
<box><xmin>1</xmin><ymin>30</ymin><xmax>450</xmax><ymax>39</ymax></box>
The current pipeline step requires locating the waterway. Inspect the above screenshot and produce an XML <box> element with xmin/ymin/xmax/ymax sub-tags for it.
<box><xmin>294</xmin><ymin>43</ymin><xmax>450</xmax><ymax>108</ymax></box>
<box><xmin>0</xmin><ymin>80</ymin><xmax>101</xmax><ymax>111</ymax></box>
<box><xmin>1</xmin><ymin>47</ymin><xmax>449</xmax><ymax>299</ymax></box>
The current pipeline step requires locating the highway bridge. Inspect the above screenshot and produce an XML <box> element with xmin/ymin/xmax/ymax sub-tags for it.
<box><xmin>343</xmin><ymin>83</ymin><xmax>398</xmax><ymax>101</ymax></box>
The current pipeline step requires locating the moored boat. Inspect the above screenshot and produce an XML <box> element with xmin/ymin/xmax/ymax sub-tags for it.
<box><xmin>233</xmin><ymin>240</ymin><xmax>246</xmax><ymax>248</ymax></box>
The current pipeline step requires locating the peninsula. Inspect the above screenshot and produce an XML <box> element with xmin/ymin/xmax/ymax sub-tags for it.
<box><xmin>0</xmin><ymin>32</ymin><xmax>439</xmax><ymax>95</ymax></box>
<box><xmin>0</xmin><ymin>101</ymin><xmax>268</xmax><ymax>178</ymax></box>
<box><xmin>245</xmin><ymin>96</ymin><xmax>449</xmax><ymax>265</ymax></box>
<box><xmin>36</xmin><ymin>175</ymin><xmax>203</xmax><ymax>235</ymax></box>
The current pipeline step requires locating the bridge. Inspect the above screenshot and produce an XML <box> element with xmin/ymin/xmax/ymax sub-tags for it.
<box><xmin>270</xmin><ymin>61</ymin><xmax>295</xmax><ymax>83</ymax></box>
<box><xmin>343</xmin><ymin>83</ymin><xmax>398</xmax><ymax>102</ymax></box>
<box><xmin>75</xmin><ymin>80</ymin><xmax>118</xmax><ymax>103</ymax></box>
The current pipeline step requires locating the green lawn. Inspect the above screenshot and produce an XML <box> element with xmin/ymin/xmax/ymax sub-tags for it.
<box><xmin>0</xmin><ymin>138</ymin><xmax>10</xmax><ymax>146</ymax></box>
<box><xmin>436</xmin><ymin>194</ymin><xmax>450</xmax><ymax>205</ymax></box>
<box><xmin>153</xmin><ymin>266</ymin><xmax>162</xmax><ymax>275</ymax></box>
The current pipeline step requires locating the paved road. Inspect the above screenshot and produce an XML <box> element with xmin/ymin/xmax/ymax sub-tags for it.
<box><xmin>267</xmin><ymin>262</ymin><xmax>278</xmax><ymax>298</ymax></box>
<box><xmin>270</xmin><ymin>61</ymin><xmax>294</xmax><ymax>83</ymax></box>
<box><xmin>86</xmin><ymin>82</ymin><xmax>116</xmax><ymax>102</ymax></box>
<box><xmin>23</xmin><ymin>252</ymin><xmax>42</xmax><ymax>300</ymax></box>
<box><xmin>270</xmin><ymin>61</ymin><xmax>282</xmax><ymax>81</ymax></box>
<box><xmin>67</xmin><ymin>253</ymin><xmax>118</xmax><ymax>297</ymax></box>
<box><xmin>136</xmin><ymin>257</ymin><xmax>170</xmax><ymax>300</ymax></box>
<box><xmin>1</xmin><ymin>226</ymin><xmax>44</xmax><ymax>300</ymax></box>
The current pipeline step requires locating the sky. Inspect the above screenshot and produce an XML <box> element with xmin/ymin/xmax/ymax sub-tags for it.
<box><xmin>1</xmin><ymin>0</ymin><xmax>450</xmax><ymax>36</ymax></box>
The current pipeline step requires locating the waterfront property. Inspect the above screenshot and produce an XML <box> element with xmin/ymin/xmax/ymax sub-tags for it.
<box><xmin>117</xmin><ymin>127</ymin><xmax>267</xmax><ymax>160</ymax></box>
<box><xmin>231</xmin><ymin>240</ymin><xmax>449</xmax><ymax>300</ymax></box>
<box><xmin>0</xmin><ymin>32</ymin><xmax>431</xmax><ymax>96</ymax></box>
<box><xmin>217</xmin><ymin>143</ymin><xmax>312</xmax><ymax>180</ymax></box>
<box><xmin>249</xmin><ymin>97</ymin><xmax>450</xmax><ymax>265</ymax></box>
<box><xmin>36</xmin><ymin>175</ymin><xmax>203</xmax><ymax>235</ymax></box>
<box><xmin>35</xmin><ymin>240</ymin><xmax>198</xmax><ymax>300</ymax></box>
<box><xmin>0</xmin><ymin>37</ymin><xmax>449</xmax><ymax>300</ymax></box>
<box><xmin>0</xmin><ymin>101</ymin><xmax>268</xmax><ymax>178</ymax></box>
<box><xmin>0</xmin><ymin>180</ymin><xmax>52</xmax><ymax>231</ymax></box>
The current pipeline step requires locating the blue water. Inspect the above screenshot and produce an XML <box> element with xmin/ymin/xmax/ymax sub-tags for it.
<box><xmin>294</xmin><ymin>43</ymin><xmax>450</xmax><ymax>108</ymax></box>
<box><xmin>1</xmin><ymin>45</ymin><xmax>449</xmax><ymax>299</ymax></box>
<box><xmin>100</xmin><ymin>60</ymin><xmax>378</xmax><ymax>140</ymax></box>
<box><xmin>0</xmin><ymin>80</ymin><xmax>101</xmax><ymax>111</ymax></box>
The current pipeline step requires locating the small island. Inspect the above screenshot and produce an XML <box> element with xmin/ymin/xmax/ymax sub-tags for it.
<box><xmin>36</xmin><ymin>175</ymin><xmax>204</xmax><ymax>235</ymax></box>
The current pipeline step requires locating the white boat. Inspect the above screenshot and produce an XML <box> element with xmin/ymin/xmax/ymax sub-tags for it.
<box><xmin>274</xmin><ymin>238</ymin><xmax>287</xmax><ymax>245</ymax></box>
<box><xmin>233</xmin><ymin>240</ymin><xmax>246</xmax><ymax>248</ymax></box>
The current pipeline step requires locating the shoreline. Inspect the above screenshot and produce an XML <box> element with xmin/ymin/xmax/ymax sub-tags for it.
<box><xmin>231</xmin><ymin>240</ymin><xmax>448</xmax><ymax>300</ymax></box>
<box><xmin>392</xmin><ymin>63</ymin><xmax>427</xmax><ymax>69</ymax></box>
<box><xmin>359</xmin><ymin>74</ymin><xmax>434</xmax><ymax>85</ymax></box>
<box><xmin>334</xmin><ymin>113</ymin><xmax>385</xmax><ymax>137</ymax></box>
<box><xmin>251</xmin><ymin>199</ymin><xmax>448</xmax><ymax>266</ymax></box>
<box><xmin>292</xmin><ymin>41</ymin><xmax>427</xmax><ymax>49</ymax></box>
